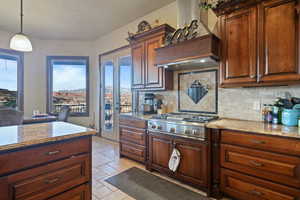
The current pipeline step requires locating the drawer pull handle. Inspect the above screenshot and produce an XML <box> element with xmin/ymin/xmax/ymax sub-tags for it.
<box><xmin>250</xmin><ymin>139</ymin><xmax>266</xmax><ymax>144</ymax></box>
<box><xmin>45</xmin><ymin>177</ymin><xmax>60</xmax><ymax>184</ymax></box>
<box><xmin>45</xmin><ymin>150</ymin><xmax>61</xmax><ymax>156</ymax></box>
<box><xmin>249</xmin><ymin>190</ymin><xmax>263</xmax><ymax>196</ymax></box>
<box><xmin>249</xmin><ymin>160</ymin><xmax>264</xmax><ymax>167</ymax></box>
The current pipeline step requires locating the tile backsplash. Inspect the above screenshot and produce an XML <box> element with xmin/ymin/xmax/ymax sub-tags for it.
<box><xmin>138</xmin><ymin>67</ymin><xmax>300</xmax><ymax>121</ymax></box>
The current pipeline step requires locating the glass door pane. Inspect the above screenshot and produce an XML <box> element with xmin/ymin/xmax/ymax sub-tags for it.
<box><xmin>119</xmin><ymin>56</ymin><xmax>132</xmax><ymax>113</ymax></box>
<box><xmin>103</xmin><ymin>61</ymin><xmax>114</xmax><ymax>132</ymax></box>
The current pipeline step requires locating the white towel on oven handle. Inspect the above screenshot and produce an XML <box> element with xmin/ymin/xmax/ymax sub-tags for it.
<box><xmin>168</xmin><ymin>148</ymin><xmax>181</xmax><ymax>172</ymax></box>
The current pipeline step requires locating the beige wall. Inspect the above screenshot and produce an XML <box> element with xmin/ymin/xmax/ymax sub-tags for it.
<box><xmin>93</xmin><ymin>2</ymin><xmax>178</xmax><ymax>130</ymax></box>
<box><xmin>0</xmin><ymin>30</ymin><xmax>97</xmax><ymax>127</ymax></box>
<box><xmin>0</xmin><ymin>2</ymin><xmax>178</xmax><ymax>130</ymax></box>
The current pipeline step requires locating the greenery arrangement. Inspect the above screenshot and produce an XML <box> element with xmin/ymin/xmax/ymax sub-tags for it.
<box><xmin>199</xmin><ymin>0</ymin><xmax>231</xmax><ymax>9</ymax></box>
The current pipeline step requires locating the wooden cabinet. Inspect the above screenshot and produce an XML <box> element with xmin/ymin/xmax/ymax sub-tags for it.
<box><xmin>175</xmin><ymin>139</ymin><xmax>209</xmax><ymax>187</ymax></box>
<box><xmin>221</xmin><ymin>169</ymin><xmax>300</xmax><ymax>200</ymax></box>
<box><xmin>148</xmin><ymin>133</ymin><xmax>172</xmax><ymax>172</ymax></box>
<box><xmin>48</xmin><ymin>184</ymin><xmax>91</xmax><ymax>200</ymax></box>
<box><xmin>219</xmin><ymin>0</ymin><xmax>300</xmax><ymax>87</ymax></box>
<box><xmin>0</xmin><ymin>137</ymin><xmax>92</xmax><ymax>200</ymax></box>
<box><xmin>259</xmin><ymin>0</ymin><xmax>300</xmax><ymax>83</ymax></box>
<box><xmin>119</xmin><ymin>115</ymin><xmax>147</xmax><ymax>163</ymax></box>
<box><xmin>215</xmin><ymin>129</ymin><xmax>300</xmax><ymax>200</ymax></box>
<box><xmin>128</xmin><ymin>24</ymin><xmax>175</xmax><ymax>91</ymax></box>
<box><xmin>132</xmin><ymin>43</ymin><xmax>145</xmax><ymax>89</ymax></box>
<box><xmin>147</xmin><ymin>132</ymin><xmax>209</xmax><ymax>190</ymax></box>
<box><xmin>220</xmin><ymin>7</ymin><xmax>258</xmax><ymax>85</ymax></box>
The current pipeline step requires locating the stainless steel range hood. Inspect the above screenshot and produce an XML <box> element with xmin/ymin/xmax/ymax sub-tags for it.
<box><xmin>155</xmin><ymin>0</ymin><xmax>220</xmax><ymax>70</ymax></box>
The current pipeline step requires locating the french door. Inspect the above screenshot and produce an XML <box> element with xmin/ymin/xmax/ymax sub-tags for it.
<box><xmin>100</xmin><ymin>47</ymin><xmax>132</xmax><ymax>141</ymax></box>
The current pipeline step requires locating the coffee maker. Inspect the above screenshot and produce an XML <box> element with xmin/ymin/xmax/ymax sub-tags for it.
<box><xmin>141</xmin><ymin>93</ymin><xmax>157</xmax><ymax>114</ymax></box>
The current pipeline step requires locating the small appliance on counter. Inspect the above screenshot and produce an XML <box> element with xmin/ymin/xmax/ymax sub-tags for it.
<box><xmin>141</xmin><ymin>93</ymin><xmax>158</xmax><ymax>114</ymax></box>
<box><xmin>282</xmin><ymin>104</ymin><xmax>300</xmax><ymax>127</ymax></box>
<box><xmin>262</xmin><ymin>96</ymin><xmax>300</xmax><ymax>127</ymax></box>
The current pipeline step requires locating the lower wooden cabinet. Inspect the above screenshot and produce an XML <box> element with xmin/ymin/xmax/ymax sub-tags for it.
<box><xmin>0</xmin><ymin>137</ymin><xmax>92</xmax><ymax>200</ymax></box>
<box><xmin>48</xmin><ymin>184</ymin><xmax>91</xmax><ymax>200</ymax></box>
<box><xmin>148</xmin><ymin>133</ymin><xmax>173</xmax><ymax>172</ymax></box>
<box><xmin>221</xmin><ymin>169</ymin><xmax>300</xmax><ymax>200</ymax></box>
<box><xmin>119</xmin><ymin>116</ymin><xmax>147</xmax><ymax>163</ymax></box>
<box><xmin>147</xmin><ymin>132</ymin><xmax>209</xmax><ymax>190</ymax></box>
<box><xmin>215</xmin><ymin>129</ymin><xmax>300</xmax><ymax>200</ymax></box>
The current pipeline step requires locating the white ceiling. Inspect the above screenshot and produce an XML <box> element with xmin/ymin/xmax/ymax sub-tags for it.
<box><xmin>0</xmin><ymin>0</ymin><xmax>175</xmax><ymax>41</ymax></box>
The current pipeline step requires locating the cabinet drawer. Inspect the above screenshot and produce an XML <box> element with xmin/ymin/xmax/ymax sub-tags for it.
<box><xmin>119</xmin><ymin>117</ymin><xmax>146</xmax><ymax>129</ymax></box>
<box><xmin>221</xmin><ymin>144</ymin><xmax>300</xmax><ymax>188</ymax></box>
<box><xmin>221</xmin><ymin>130</ymin><xmax>300</xmax><ymax>156</ymax></box>
<box><xmin>0</xmin><ymin>137</ymin><xmax>90</xmax><ymax>175</ymax></box>
<box><xmin>5</xmin><ymin>154</ymin><xmax>90</xmax><ymax>200</ymax></box>
<box><xmin>120</xmin><ymin>141</ymin><xmax>145</xmax><ymax>162</ymax></box>
<box><xmin>221</xmin><ymin>169</ymin><xmax>300</xmax><ymax>200</ymax></box>
<box><xmin>120</xmin><ymin>126</ymin><xmax>145</xmax><ymax>145</ymax></box>
<box><xmin>48</xmin><ymin>184</ymin><xmax>91</xmax><ymax>200</ymax></box>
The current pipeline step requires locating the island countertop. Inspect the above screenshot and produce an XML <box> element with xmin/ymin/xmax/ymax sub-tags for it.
<box><xmin>0</xmin><ymin>122</ymin><xmax>96</xmax><ymax>151</ymax></box>
<box><xmin>207</xmin><ymin>118</ymin><xmax>300</xmax><ymax>139</ymax></box>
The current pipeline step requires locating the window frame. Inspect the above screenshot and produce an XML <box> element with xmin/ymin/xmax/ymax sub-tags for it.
<box><xmin>0</xmin><ymin>48</ymin><xmax>24</xmax><ymax>111</ymax></box>
<box><xmin>47</xmin><ymin>56</ymin><xmax>90</xmax><ymax>117</ymax></box>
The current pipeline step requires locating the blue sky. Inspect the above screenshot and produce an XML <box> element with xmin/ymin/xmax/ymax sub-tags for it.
<box><xmin>0</xmin><ymin>59</ymin><xmax>18</xmax><ymax>91</ymax></box>
<box><xmin>53</xmin><ymin>64</ymin><xmax>86</xmax><ymax>91</ymax></box>
<box><xmin>104</xmin><ymin>63</ymin><xmax>131</xmax><ymax>90</ymax></box>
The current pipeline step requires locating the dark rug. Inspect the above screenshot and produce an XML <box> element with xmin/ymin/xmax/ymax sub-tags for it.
<box><xmin>105</xmin><ymin>167</ymin><xmax>209</xmax><ymax>200</ymax></box>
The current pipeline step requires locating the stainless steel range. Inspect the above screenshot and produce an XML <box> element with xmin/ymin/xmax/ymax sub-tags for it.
<box><xmin>148</xmin><ymin>113</ymin><xmax>218</xmax><ymax>140</ymax></box>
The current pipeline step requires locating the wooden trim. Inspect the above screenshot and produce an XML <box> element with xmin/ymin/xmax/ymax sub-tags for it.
<box><xmin>0</xmin><ymin>48</ymin><xmax>24</xmax><ymax>111</ymax></box>
<box><xmin>46</xmin><ymin>56</ymin><xmax>90</xmax><ymax>117</ymax></box>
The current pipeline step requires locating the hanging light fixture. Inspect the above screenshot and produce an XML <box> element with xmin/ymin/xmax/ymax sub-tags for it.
<box><xmin>10</xmin><ymin>0</ymin><xmax>33</xmax><ymax>52</ymax></box>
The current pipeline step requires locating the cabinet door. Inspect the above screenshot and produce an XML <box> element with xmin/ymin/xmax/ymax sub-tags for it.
<box><xmin>220</xmin><ymin>7</ymin><xmax>257</xmax><ymax>86</ymax></box>
<box><xmin>175</xmin><ymin>139</ymin><xmax>209</xmax><ymax>187</ymax></box>
<box><xmin>145</xmin><ymin>36</ymin><xmax>164</xmax><ymax>88</ymax></box>
<box><xmin>48</xmin><ymin>184</ymin><xmax>90</xmax><ymax>200</ymax></box>
<box><xmin>148</xmin><ymin>133</ymin><xmax>172</xmax><ymax>172</ymax></box>
<box><xmin>131</xmin><ymin>43</ymin><xmax>145</xmax><ymax>89</ymax></box>
<box><xmin>259</xmin><ymin>0</ymin><xmax>300</xmax><ymax>83</ymax></box>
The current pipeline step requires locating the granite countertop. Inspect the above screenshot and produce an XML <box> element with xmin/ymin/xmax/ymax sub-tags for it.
<box><xmin>120</xmin><ymin>112</ymin><xmax>155</xmax><ymax>120</ymax></box>
<box><xmin>207</xmin><ymin>118</ymin><xmax>300</xmax><ymax>139</ymax></box>
<box><xmin>0</xmin><ymin>122</ymin><xmax>96</xmax><ymax>151</ymax></box>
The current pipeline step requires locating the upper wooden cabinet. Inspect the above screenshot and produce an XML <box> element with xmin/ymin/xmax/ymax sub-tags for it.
<box><xmin>259</xmin><ymin>0</ymin><xmax>300</xmax><ymax>83</ymax></box>
<box><xmin>128</xmin><ymin>24</ymin><xmax>175</xmax><ymax>90</ymax></box>
<box><xmin>220</xmin><ymin>7</ymin><xmax>258</xmax><ymax>85</ymax></box>
<box><xmin>219</xmin><ymin>0</ymin><xmax>300</xmax><ymax>87</ymax></box>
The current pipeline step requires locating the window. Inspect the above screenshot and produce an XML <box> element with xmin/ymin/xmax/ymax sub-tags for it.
<box><xmin>119</xmin><ymin>56</ymin><xmax>132</xmax><ymax>113</ymax></box>
<box><xmin>0</xmin><ymin>48</ymin><xmax>24</xmax><ymax>111</ymax></box>
<box><xmin>47</xmin><ymin>56</ymin><xmax>89</xmax><ymax>116</ymax></box>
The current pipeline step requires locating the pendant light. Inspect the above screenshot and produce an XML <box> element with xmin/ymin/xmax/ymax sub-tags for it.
<box><xmin>10</xmin><ymin>0</ymin><xmax>33</xmax><ymax>52</ymax></box>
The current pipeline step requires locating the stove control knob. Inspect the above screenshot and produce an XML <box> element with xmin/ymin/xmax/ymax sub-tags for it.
<box><xmin>151</xmin><ymin>125</ymin><xmax>157</xmax><ymax>129</ymax></box>
<box><xmin>184</xmin><ymin>130</ymin><xmax>191</xmax><ymax>135</ymax></box>
<box><xmin>157</xmin><ymin>125</ymin><xmax>162</xmax><ymax>130</ymax></box>
<box><xmin>169</xmin><ymin>128</ymin><xmax>175</xmax><ymax>133</ymax></box>
<box><xmin>192</xmin><ymin>130</ymin><xmax>198</xmax><ymax>135</ymax></box>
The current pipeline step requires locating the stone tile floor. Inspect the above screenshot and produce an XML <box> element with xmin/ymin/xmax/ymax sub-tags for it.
<box><xmin>91</xmin><ymin>136</ymin><xmax>227</xmax><ymax>200</ymax></box>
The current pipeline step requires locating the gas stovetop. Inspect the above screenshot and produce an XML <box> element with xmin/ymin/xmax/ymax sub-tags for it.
<box><xmin>151</xmin><ymin>112</ymin><xmax>218</xmax><ymax>123</ymax></box>
<box><xmin>148</xmin><ymin>113</ymin><xmax>218</xmax><ymax>140</ymax></box>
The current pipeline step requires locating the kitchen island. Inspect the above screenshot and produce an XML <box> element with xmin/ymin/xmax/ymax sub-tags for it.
<box><xmin>0</xmin><ymin>122</ymin><xmax>96</xmax><ymax>200</ymax></box>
